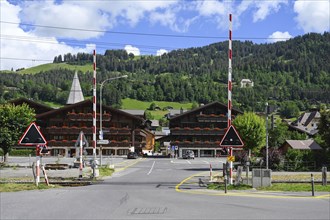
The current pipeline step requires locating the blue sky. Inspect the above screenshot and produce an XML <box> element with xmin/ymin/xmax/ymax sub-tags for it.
<box><xmin>1</xmin><ymin>0</ymin><xmax>329</xmax><ymax>70</ymax></box>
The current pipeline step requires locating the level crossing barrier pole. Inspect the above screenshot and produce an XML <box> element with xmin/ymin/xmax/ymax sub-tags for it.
<box><xmin>35</xmin><ymin>145</ymin><xmax>40</xmax><ymax>186</ymax></box>
<box><xmin>210</xmin><ymin>164</ymin><xmax>213</xmax><ymax>181</ymax></box>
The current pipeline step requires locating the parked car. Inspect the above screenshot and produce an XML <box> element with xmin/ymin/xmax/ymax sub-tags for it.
<box><xmin>127</xmin><ymin>152</ymin><xmax>138</xmax><ymax>159</ymax></box>
<box><xmin>182</xmin><ymin>150</ymin><xmax>195</xmax><ymax>159</ymax></box>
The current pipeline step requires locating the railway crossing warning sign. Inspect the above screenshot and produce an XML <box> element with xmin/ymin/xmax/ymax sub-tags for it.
<box><xmin>220</xmin><ymin>125</ymin><xmax>244</xmax><ymax>147</ymax></box>
<box><xmin>18</xmin><ymin>122</ymin><xmax>47</xmax><ymax>146</ymax></box>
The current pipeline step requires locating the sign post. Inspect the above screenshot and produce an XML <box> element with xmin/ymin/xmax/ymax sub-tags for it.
<box><xmin>18</xmin><ymin>122</ymin><xmax>47</xmax><ymax>186</ymax></box>
<box><xmin>74</xmin><ymin>131</ymin><xmax>88</xmax><ymax>179</ymax></box>
<box><xmin>220</xmin><ymin>125</ymin><xmax>244</xmax><ymax>184</ymax></box>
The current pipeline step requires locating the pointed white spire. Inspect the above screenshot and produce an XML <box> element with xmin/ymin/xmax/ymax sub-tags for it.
<box><xmin>66</xmin><ymin>71</ymin><xmax>84</xmax><ymax>104</ymax></box>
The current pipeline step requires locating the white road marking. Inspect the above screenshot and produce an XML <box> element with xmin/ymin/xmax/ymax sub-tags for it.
<box><xmin>186</xmin><ymin>160</ymin><xmax>191</xmax><ymax>164</ymax></box>
<box><xmin>147</xmin><ymin>161</ymin><xmax>156</xmax><ymax>175</ymax></box>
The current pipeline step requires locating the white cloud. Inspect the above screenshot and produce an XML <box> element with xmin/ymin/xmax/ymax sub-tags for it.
<box><xmin>253</xmin><ymin>0</ymin><xmax>288</xmax><ymax>22</ymax></box>
<box><xmin>0</xmin><ymin>1</ymin><xmax>94</xmax><ymax>71</ymax></box>
<box><xmin>19</xmin><ymin>1</ymin><xmax>110</xmax><ymax>40</ymax></box>
<box><xmin>150</xmin><ymin>7</ymin><xmax>198</xmax><ymax>33</ymax></box>
<box><xmin>294</xmin><ymin>0</ymin><xmax>330</xmax><ymax>33</ymax></box>
<box><xmin>17</xmin><ymin>0</ymin><xmax>179</xmax><ymax>38</ymax></box>
<box><xmin>267</xmin><ymin>31</ymin><xmax>292</xmax><ymax>43</ymax></box>
<box><xmin>156</xmin><ymin>49</ymin><xmax>168</xmax><ymax>56</ymax></box>
<box><xmin>195</xmin><ymin>0</ymin><xmax>227</xmax><ymax>17</ymax></box>
<box><xmin>124</xmin><ymin>45</ymin><xmax>140</xmax><ymax>56</ymax></box>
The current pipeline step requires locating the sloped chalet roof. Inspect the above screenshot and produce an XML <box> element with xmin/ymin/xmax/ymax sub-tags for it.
<box><xmin>289</xmin><ymin>111</ymin><xmax>320</xmax><ymax>136</ymax></box>
<box><xmin>8</xmin><ymin>97</ymin><xmax>53</xmax><ymax>114</ymax></box>
<box><xmin>170</xmin><ymin>101</ymin><xmax>243</xmax><ymax>121</ymax></box>
<box><xmin>120</xmin><ymin>110</ymin><xmax>145</xmax><ymax>118</ymax></box>
<box><xmin>283</xmin><ymin>140</ymin><xmax>322</xmax><ymax>150</ymax></box>
<box><xmin>36</xmin><ymin>99</ymin><xmax>144</xmax><ymax>124</ymax></box>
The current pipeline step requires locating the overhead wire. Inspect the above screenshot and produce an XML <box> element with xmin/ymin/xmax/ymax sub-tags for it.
<box><xmin>0</xmin><ymin>19</ymin><xmax>292</xmax><ymax>64</ymax></box>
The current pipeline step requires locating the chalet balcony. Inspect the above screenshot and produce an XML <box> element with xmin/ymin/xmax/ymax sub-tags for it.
<box><xmin>170</xmin><ymin>127</ymin><xmax>225</xmax><ymax>136</ymax></box>
<box><xmin>67</xmin><ymin>112</ymin><xmax>111</xmax><ymax>121</ymax></box>
<box><xmin>170</xmin><ymin>140</ymin><xmax>220</xmax><ymax>148</ymax></box>
<box><xmin>105</xmin><ymin>127</ymin><xmax>131</xmax><ymax>135</ymax></box>
<box><xmin>48</xmin><ymin>139</ymin><xmax>138</xmax><ymax>147</ymax></box>
<box><xmin>48</xmin><ymin>140</ymin><xmax>78</xmax><ymax>147</ymax></box>
<box><xmin>197</xmin><ymin>114</ymin><xmax>227</xmax><ymax>123</ymax></box>
<box><xmin>46</xmin><ymin>126</ymin><xmax>92</xmax><ymax>134</ymax></box>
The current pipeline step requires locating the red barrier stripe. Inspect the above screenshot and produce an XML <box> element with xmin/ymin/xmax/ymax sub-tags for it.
<box><xmin>228</xmin><ymin>81</ymin><xmax>232</xmax><ymax>91</ymax></box>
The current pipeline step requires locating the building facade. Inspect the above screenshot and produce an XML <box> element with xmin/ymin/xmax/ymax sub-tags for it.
<box><xmin>10</xmin><ymin>98</ymin><xmax>154</xmax><ymax>157</ymax></box>
<box><xmin>169</xmin><ymin>102</ymin><xmax>242</xmax><ymax>157</ymax></box>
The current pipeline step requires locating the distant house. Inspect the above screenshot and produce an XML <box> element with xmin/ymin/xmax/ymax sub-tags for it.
<box><xmin>145</xmin><ymin>119</ymin><xmax>160</xmax><ymax>131</ymax></box>
<box><xmin>240</xmin><ymin>79</ymin><xmax>254</xmax><ymax>88</ymax></box>
<box><xmin>279</xmin><ymin>140</ymin><xmax>322</xmax><ymax>154</ymax></box>
<box><xmin>289</xmin><ymin>111</ymin><xmax>320</xmax><ymax>136</ymax></box>
<box><xmin>121</xmin><ymin>110</ymin><xmax>146</xmax><ymax>119</ymax></box>
<box><xmin>165</xmin><ymin>108</ymin><xmax>187</xmax><ymax>119</ymax></box>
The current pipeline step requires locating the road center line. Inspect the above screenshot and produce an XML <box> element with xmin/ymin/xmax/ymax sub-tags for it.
<box><xmin>147</xmin><ymin>161</ymin><xmax>155</xmax><ymax>175</ymax></box>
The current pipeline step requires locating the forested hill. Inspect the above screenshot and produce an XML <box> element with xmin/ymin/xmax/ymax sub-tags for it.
<box><xmin>1</xmin><ymin>32</ymin><xmax>329</xmax><ymax>111</ymax></box>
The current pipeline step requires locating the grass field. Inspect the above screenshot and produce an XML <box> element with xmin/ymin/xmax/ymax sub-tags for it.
<box><xmin>207</xmin><ymin>183</ymin><xmax>330</xmax><ymax>192</ymax></box>
<box><xmin>16</xmin><ymin>63</ymin><xmax>92</xmax><ymax>74</ymax></box>
<box><xmin>121</xmin><ymin>98</ymin><xmax>193</xmax><ymax>110</ymax></box>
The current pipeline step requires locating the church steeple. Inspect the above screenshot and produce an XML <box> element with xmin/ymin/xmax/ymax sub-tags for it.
<box><xmin>66</xmin><ymin>71</ymin><xmax>84</xmax><ymax>104</ymax></box>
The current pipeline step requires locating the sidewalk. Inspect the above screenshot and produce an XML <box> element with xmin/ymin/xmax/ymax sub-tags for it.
<box><xmin>175</xmin><ymin>172</ymin><xmax>330</xmax><ymax>199</ymax></box>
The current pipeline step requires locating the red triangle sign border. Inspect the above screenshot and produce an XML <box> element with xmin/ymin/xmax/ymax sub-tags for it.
<box><xmin>18</xmin><ymin>122</ymin><xmax>47</xmax><ymax>146</ymax></box>
<box><xmin>219</xmin><ymin>125</ymin><xmax>244</xmax><ymax>148</ymax></box>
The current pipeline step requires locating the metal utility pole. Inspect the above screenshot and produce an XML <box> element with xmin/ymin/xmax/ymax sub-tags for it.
<box><xmin>99</xmin><ymin>75</ymin><xmax>128</xmax><ymax>165</ymax></box>
<box><xmin>266</xmin><ymin>102</ymin><xmax>269</xmax><ymax>170</ymax></box>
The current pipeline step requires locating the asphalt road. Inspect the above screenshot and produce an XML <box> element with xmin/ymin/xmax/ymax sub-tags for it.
<box><xmin>1</xmin><ymin>157</ymin><xmax>329</xmax><ymax>220</ymax></box>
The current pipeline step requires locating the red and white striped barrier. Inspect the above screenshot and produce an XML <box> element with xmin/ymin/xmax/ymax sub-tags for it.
<box><xmin>79</xmin><ymin>132</ymin><xmax>83</xmax><ymax>178</ymax></box>
<box><xmin>93</xmin><ymin>50</ymin><xmax>97</xmax><ymax>158</ymax></box>
<box><xmin>228</xmin><ymin>14</ymin><xmax>233</xmax><ymax>185</ymax></box>
<box><xmin>210</xmin><ymin>163</ymin><xmax>213</xmax><ymax>181</ymax></box>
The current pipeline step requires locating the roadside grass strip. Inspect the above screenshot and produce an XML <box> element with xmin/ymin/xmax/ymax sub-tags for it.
<box><xmin>175</xmin><ymin>172</ymin><xmax>330</xmax><ymax>199</ymax></box>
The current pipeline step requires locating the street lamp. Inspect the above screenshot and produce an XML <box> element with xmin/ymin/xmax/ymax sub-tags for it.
<box><xmin>265</xmin><ymin>102</ymin><xmax>269</xmax><ymax>170</ymax></box>
<box><xmin>99</xmin><ymin>75</ymin><xmax>128</xmax><ymax>164</ymax></box>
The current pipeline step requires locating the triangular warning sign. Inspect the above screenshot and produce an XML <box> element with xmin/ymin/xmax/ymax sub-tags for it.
<box><xmin>220</xmin><ymin>125</ymin><xmax>244</xmax><ymax>147</ymax></box>
<box><xmin>74</xmin><ymin>131</ymin><xmax>89</xmax><ymax>148</ymax></box>
<box><xmin>18</xmin><ymin>122</ymin><xmax>47</xmax><ymax>145</ymax></box>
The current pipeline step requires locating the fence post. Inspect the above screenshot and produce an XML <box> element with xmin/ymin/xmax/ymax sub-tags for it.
<box><xmin>311</xmin><ymin>174</ymin><xmax>315</xmax><ymax>197</ymax></box>
<box><xmin>322</xmin><ymin>167</ymin><xmax>327</xmax><ymax>186</ymax></box>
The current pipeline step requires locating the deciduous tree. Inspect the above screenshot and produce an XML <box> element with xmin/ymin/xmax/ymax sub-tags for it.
<box><xmin>0</xmin><ymin>103</ymin><xmax>35</xmax><ymax>162</ymax></box>
<box><xmin>233</xmin><ymin>112</ymin><xmax>266</xmax><ymax>155</ymax></box>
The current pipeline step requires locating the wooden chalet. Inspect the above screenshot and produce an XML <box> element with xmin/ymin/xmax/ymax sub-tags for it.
<box><xmin>8</xmin><ymin>97</ymin><xmax>154</xmax><ymax>157</ymax></box>
<box><xmin>35</xmin><ymin>99</ymin><xmax>154</xmax><ymax>157</ymax></box>
<box><xmin>169</xmin><ymin>102</ymin><xmax>242</xmax><ymax>157</ymax></box>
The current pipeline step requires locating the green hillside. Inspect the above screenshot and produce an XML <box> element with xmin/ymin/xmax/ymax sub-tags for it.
<box><xmin>121</xmin><ymin>98</ymin><xmax>193</xmax><ymax>110</ymax></box>
<box><xmin>16</xmin><ymin>63</ymin><xmax>92</xmax><ymax>74</ymax></box>
<box><xmin>0</xmin><ymin>32</ymin><xmax>329</xmax><ymax>112</ymax></box>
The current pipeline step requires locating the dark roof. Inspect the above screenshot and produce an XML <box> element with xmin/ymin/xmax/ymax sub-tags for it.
<box><xmin>120</xmin><ymin>110</ymin><xmax>145</xmax><ymax>117</ymax></box>
<box><xmin>289</xmin><ymin>111</ymin><xmax>320</xmax><ymax>136</ymax></box>
<box><xmin>170</xmin><ymin>101</ymin><xmax>242</xmax><ymax>121</ymax></box>
<box><xmin>283</xmin><ymin>140</ymin><xmax>322</xmax><ymax>150</ymax></box>
<box><xmin>36</xmin><ymin>99</ymin><xmax>144</xmax><ymax>122</ymax></box>
<box><xmin>8</xmin><ymin>97</ymin><xmax>53</xmax><ymax>114</ymax></box>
